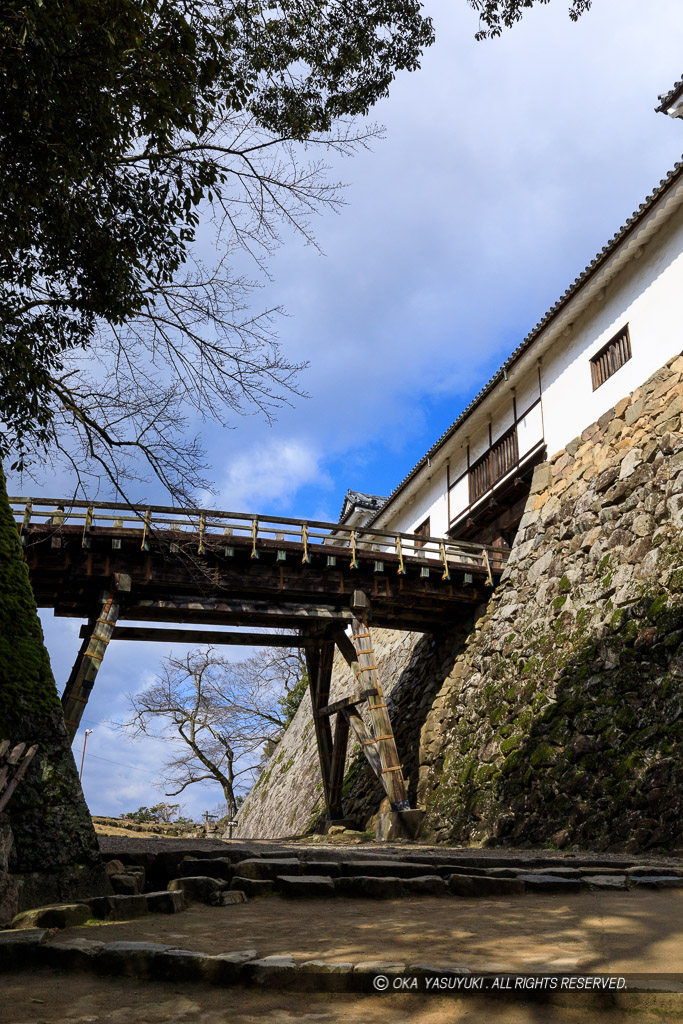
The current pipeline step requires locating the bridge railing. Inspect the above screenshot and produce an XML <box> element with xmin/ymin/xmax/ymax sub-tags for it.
<box><xmin>9</xmin><ymin>496</ymin><xmax>508</xmax><ymax>576</ymax></box>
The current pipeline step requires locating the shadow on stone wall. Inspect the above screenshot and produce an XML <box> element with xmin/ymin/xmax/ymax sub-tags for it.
<box><xmin>428</xmin><ymin>590</ymin><xmax>683</xmax><ymax>852</ymax></box>
<box><xmin>338</xmin><ymin>619</ymin><xmax>477</xmax><ymax>829</ymax></box>
<box><xmin>421</xmin><ymin>354</ymin><xmax>683</xmax><ymax>852</ymax></box>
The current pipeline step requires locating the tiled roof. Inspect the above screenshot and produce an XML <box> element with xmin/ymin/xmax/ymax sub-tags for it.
<box><xmin>656</xmin><ymin>77</ymin><xmax>683</xmax><ymax>114</ymax></box>
<box><xmin>337</xmin><ymin>489</ymin><xmax>387</xmax><ymax>524</ymax></box>
<box><xmin>366</xmin><ymin>158</ymin><xmax>683</xmax><ymax>528</ymax></box>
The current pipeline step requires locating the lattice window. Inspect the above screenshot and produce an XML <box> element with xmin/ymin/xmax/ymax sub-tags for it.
<box><xmin>469</xmin><ymin>426</ymin><xmax>519</xmax><ymax>504</ymax></box>
<box><xmin>590</xmin><ymin>325</ymin><xmax>632</xmax><ymax>390</ymax></box>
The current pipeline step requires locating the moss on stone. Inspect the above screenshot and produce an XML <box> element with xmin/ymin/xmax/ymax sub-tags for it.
<box><xmin>0</xmin><ymin>469</ymin><xmax>105</xmax><ymax>902</ymax></box>
<box><xmin>647</xmin><ymin>594</ymin><xmax>669</xmax><ymax>623</ymax></box>
<box><xmin>529</xmin><ymin>743</ymin><xmax>557</xmax><ymax>768</ymax></box>
<box><xmin>500</xmin><ymin>736</ymin><xmax>521</xmax><ymax>755</ymax></box>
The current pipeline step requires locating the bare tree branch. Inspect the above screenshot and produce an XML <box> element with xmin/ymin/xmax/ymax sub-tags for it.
<box><xmin>124</xmin><ymin>642</ymin><xmax>307</xmax><ymax>815</ymax></box>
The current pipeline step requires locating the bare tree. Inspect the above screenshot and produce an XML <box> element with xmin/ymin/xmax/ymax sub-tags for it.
<box><xmin>125</xmin><ymin>643</ymin><xmax>306</xmax><ymax>816</ymax></box>
<box><xmin>2</xmin><ymin>2</ymin><xmax>434</xmax><ymax>502</ymax></box>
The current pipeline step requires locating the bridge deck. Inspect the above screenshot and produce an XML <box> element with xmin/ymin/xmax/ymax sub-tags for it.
<box><xmin>11</xmin><ymin>497</ymin><xmax>507</xmax><ymax>632</ymax></box>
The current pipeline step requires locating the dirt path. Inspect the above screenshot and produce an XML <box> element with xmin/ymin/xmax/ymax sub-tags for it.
<box><xmin>57</xmin><ymin>889</ymin><xmax>683</xmax><ymax>974</ymax></box>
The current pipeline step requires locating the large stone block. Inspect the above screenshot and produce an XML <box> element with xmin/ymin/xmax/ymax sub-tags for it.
<box><xmin>11</xmin><ymin>902</ymin><xmax>91</xmax><ymax>930</ymax></box>
<box><xmin>145</xmin><ymin>890</ymin><xmax>185</xmax><ymax>914</ymax></box>
<box><xmin>233</xmin><ymin>857</ymin><xmax>301</xmax><ymax>879</ymax></box>
<box><xmin>446</xmin><ymin>874</ymin><xmax>523</xmax><ymax>897</ymax></box>
<box><xmin>401</xmin><ymin>875</ymin><xmax>447</xmax><ymax>896</ymax></box>
<box><xmin>339</xmin><ymin>860</ymin><xmax>432</xmax><ymax>878</ymax></box>
<box><xmin>229</xmin><ymin>877</ymin><xmax>274</xmax><ymax>897</ymax></box>
<box><xmin>97</xmin><ymin>941</ymin><xmax>175</xmax><ymax>978</ymax></box>
<box><xmin>202</xmin><ymin>948</ymin><xmax>258</xmax><ymax>984</ymax></box>
<box><xmin>335</xmin><ymin>876</ymin><xmax>403</xmax><ymax>899</ymax></box>
<box><xmin>40</xmin><ymin>937</ymin><xmax>105</xmax><ymax>970</ymax></box>
<box><xmin>108</xmin><ymin>894</ymin><xmax>149</xmax><ymax>920</ymax></box>
<box><xmin>518</xmin><ymin>874</ymin><xmax>583</xmax><ymax>893</ymax></box>
<box><xmin>167</xmin><ymin>876</ymin><xmax>226</xmax><ymax>904</ymax></box>
<box><xmin>153</xmin><ymin>948</ymin><xmax>208</xmax><ymax>982</ymax></box>
<box><xmin>178</xmin><ymin>857</ymin><xmax>233</xmax><ymax>881</ymax></box>
<box><xmin>276</xmin><ymin>874</ymin><xmax>336</xmax><ymax>898</ymax></box>
<box><xmin>244</xmin><ymin>954</ymin><xmax>297</xmax><ymax>986</ymax></box>
<box><xmin>109</xmin><ymin>873</ymin><xmax>141</xmax><ymax>896</ymax></box>
<box><xmin>0</xmin><ymin>927</ymin><xmax>47</xmax><ymax>969</ymax></box>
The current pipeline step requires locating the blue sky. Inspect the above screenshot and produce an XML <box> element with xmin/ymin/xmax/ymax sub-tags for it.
<box><xmin>11</xmin><ymin>0</ymin><xmax>683</xmax><ymax>819</ymax></box>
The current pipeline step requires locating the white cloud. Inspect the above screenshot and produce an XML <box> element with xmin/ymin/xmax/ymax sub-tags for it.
<box><xmin>213</xmin><ymin>437</ymin><xmax>334</xmax><ymax>511</ymax></box>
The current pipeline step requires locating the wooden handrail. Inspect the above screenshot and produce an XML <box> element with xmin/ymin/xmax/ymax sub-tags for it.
<box><xmin>9</xmin><ymin>495</ymin><xmax>509</xmax><ymax>569</ymax></box>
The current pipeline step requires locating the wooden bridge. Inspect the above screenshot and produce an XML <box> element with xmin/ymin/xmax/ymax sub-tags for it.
<box><xmin>11</xmin><ymin>496</ymin><xmax>507</xmax><ymax>826</ymax></box>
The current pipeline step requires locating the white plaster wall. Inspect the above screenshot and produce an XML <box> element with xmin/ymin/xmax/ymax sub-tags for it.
<box><xmin>449</xmin><ymin>473</ymin><xmax>469</xmax><ymax>520</ymax></box>
<box><xmin>468</xmin><ymin>425</ymin><xmax>489</xmax><ymax>464</ymax></box>
<box><xmin>541</xmin><ymin>215</ymin><xmax>683</xmax><ymax>458</ymax></box>
<box><xmin>514</xmin><ymin>368</ymin><xmax>541</xmax><ymax>416</ymax></box>
<box><xmin>517</xmin><ymin>401</ymin><xmax>544</xmax><ymax>456</ymax></box>
<box><xmin>448</xmin><ymin>446</ymin><xmax>468</xmax><ymax>482</ymax></box>
<box><xmin>389</xmin><ymin>470</ymin><xmax>449</xmax><ymax>539</ymax></box>
<box><xmin>491</xmin><ymin>402</ymin><xmax>515</xmax><ymax>443</ymax></box>
<box><xmin>376</xmin><ymin>198</ymin><xmax>683</xmax><ymax>540</ymax></box>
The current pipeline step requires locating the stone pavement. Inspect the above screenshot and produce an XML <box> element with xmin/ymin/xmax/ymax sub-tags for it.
<box><xmin>4</xmin><ymin>839</ymin><xmax>683</xmax><ymax>1020</ymax></box>
<box><xmin>35</xmin><ymin>887</ymin><xmax>683</xmax><ymax>975</ymax></box>
<box><xmin>4</xmin><ymin>881</ymin><xmax>683</xmax><ymax>1021</ymax></box>
<box><xmin>2</xmin><ymin>972</ymin><xmax>683</xmax><ymax>1024</ymax></box>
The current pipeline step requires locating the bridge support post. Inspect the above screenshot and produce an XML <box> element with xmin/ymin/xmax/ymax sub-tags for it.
<box><xmin>61</xmin><ymin>575</ymin><xmax>130</xmax><ymax>743</ymax></box>
<box><xmin>305</xmin><ymin>633</ymin><xmax>346</xmax><ymax>822</ymax></box>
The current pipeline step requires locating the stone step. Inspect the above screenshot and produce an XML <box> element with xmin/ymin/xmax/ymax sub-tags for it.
<box><xmin>338</xmin><ymin>860</ymin><xmax>434</xmax><ymax>878</ymax></box>
<box><xmin>299</xmin><ymin>860</ymin><xmax>342</xmax><ymax>877</ymax></box>
<box><xmin>5</xmin><ymin>930</ymin><xmax>683</xmax><ymax>996</ymax></box>
<box><xmin>229</xmin><ymin>877</ymin><xmax>274</xmax><ymax>897</ymax></box>
<box><xmin>277</xmin><ymin>875</ymin><xmax>336</xmax><ymax>899</ymax></box>
<box><xmin>518</xmin><ymin>874</ymin><xmax>584</xmax><ymax>893</ymax></box>
<box><xmin>446</xmin><ymin>874</ymin><xmax>524</xmax><ymax>897</ymax></box>
<box><xmin>334</xmin><ymin>875</ymin><xmax>403</xmax><ymax>899</ymax></box>
<box><xmin>168</xmin><ymin>876</ymin><xmax>229</xmax><ymax>904</ymax></box>
<box><xmin>232</xmin><ymin>858</ymin><xmax>301</xmax><ymax>880</ymax></box>
<box><xmin>177</xmin><ymin>857</ymin><xmax>234</xmax><ymax>881</ymax></box>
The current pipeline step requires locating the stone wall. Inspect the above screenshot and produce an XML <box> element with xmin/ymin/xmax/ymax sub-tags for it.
<box><xmin>237</xmin><ymin>628</ymin><xmax>431</xmax><ymax>838</ymax></box>
<box><xmin>420</xmin><ymin>352</ymin><xmax>683</xmax><ymax>851</ymax></box>
<box><xmin>239</xmin><ymin>354</ymin><xmax>683</xmax><ymax>853</ymax></box>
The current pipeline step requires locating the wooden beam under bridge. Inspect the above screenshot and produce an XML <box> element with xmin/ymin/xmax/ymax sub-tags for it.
<box><xmin>79</xmin><ymin>625</ymin><xmax>309</xmax><ymax>647</ymax></box>
<box><xmin>302</xmin><ymin>592</ymin><xmax>410</xmax><ymax>823</ymax></box>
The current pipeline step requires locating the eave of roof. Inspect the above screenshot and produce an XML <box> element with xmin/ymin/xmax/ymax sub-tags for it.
<box><xmin>337</xmin><ymin>490</ymin><xmax>387</xmax><ymax>525</ymax></box>
<box><xmin>366</xmin><ymin>157</ymin><xmax>683</xmax><ymax>529</ymax></box>
<box><xmin>656</xmin><ymin>77</ymin><xmax>683</xmax><ymax>114</ymax></box>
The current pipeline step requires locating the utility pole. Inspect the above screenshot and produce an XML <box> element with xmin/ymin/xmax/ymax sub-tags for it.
<box><xmin>79</xmin><ymin>729</ymin><xmax>93</xmax><ymax>782</ymax></box>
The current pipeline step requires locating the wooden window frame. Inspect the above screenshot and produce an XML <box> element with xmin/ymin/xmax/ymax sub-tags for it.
<box><xmin>590</xmin><ymin>325</ymin><xmax>632</xmax><ymax>391</ymax></box>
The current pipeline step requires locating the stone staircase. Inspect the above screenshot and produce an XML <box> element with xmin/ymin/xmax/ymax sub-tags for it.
<box><xmin>107</xmin><ymin>843</ymin><xmax>683</xmax><ymax>902</ymax></box>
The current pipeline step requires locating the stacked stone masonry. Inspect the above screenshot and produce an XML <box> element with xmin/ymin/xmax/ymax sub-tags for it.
<box><xmin>238</xmin><ymin>354</ymin><xmax>683</xmax><ymax>853</ymax></box>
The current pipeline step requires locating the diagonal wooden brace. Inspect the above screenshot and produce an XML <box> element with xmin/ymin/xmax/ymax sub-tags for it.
<box><xmin>347</xmin><ymin>601</ymin><xmax>409</xmax><ymax>812</ymax></box>
<box><xmin>61</xmin><ymin>576</ymin><xmax>129</xmax><ymax>742</ymax></box>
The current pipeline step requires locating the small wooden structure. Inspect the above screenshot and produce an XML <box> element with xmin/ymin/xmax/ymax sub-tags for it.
<box><xmin>11</xmin><ymin>496</ymin><xmax>507</xmax><ymax>822</ymax></box>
